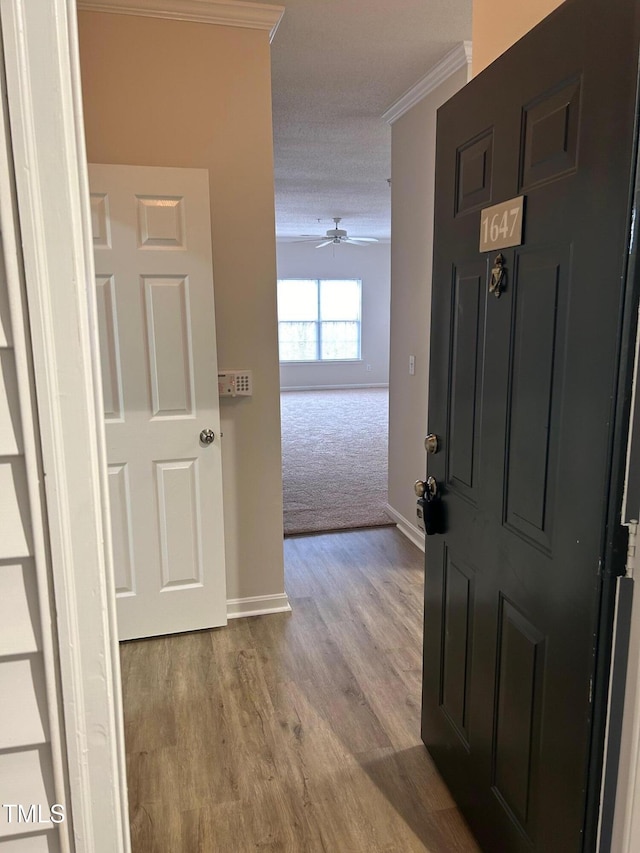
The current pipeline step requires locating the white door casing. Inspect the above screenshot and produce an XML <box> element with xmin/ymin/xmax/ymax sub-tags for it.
<box><xmin>89</xmin><ymin>164</ymin><xmax>227</xmax><ymax>640</ymax></box>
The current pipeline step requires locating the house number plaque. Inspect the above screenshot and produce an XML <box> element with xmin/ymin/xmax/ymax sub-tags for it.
<box><xmin>479</xmin><ymin>195</ymin><xmax>524</xmax><ymax>252</ymax></box>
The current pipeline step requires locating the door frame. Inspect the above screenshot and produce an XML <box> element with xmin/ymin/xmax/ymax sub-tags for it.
<box><xmin>588</xmin><ymin>140</ymin><xmax>640</xmax><ymax>849</ymax></box>
<box><xmin>4</xmin><ymin>0</ymin><xmax>640</xmax><ymax>850</ymax></box>
<box><xmin>0</xmin><ymin>0</ymin><xmax>130</xmax><ymax>849</ymax></box>
<box><xmin>607</xmin><ymin>142</ymin><xmax>640</xmax><ymax>847</ymax></box>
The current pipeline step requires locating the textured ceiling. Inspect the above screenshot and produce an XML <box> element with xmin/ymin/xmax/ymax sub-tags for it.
<box><xmin>254</xmin><ymin>0</ymin><xmax>472</xmax><ymax>240</ymax></box>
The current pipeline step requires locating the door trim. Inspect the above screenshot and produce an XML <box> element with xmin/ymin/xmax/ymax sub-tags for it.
<box><xmin>602</xmin><ymin>112</ymin><xmax>640</xmax><ymax>850</ymax></box>
<box><xmin>0</xmin><ymin>0</ymin><xmax>130</xmax><ymax>849</ymax></box>
<box><xmin>612</xmin><ymin>573</ymin><xmax>640</xmax><ymax>851</ymax></box>
<box><xmin>76</xmin><ymin>0</ymin><xmax>285</xmax><ymax>43</ymax></box>
<box><xmin>0</xmin><ymin>36</ymin><xmax>75</xmax><ymax>853</ymax></box>
<box><xmin>589</xmin><ymin>95</ymin><xmax>640</xmax><ymax>850</ymax></box>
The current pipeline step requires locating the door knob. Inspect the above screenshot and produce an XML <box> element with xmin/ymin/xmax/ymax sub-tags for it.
<box><xmin>425</xmin><ymin>434</ymin><xmax>439</xmax><ymax>454</ymax></box>
<box><xmin>415</xmin><ymin>477</ymin><xmax>439</xmax><ymax>498</ymax></box>
<box><xmin>426</xmin><ymin>475</ymin><xmax>438</xmax><ymax>498</ymax></box>
<box><xmin>199</xmin><ymin>428</ymin><xmax>215</xmax><ymax>445</ymax></box>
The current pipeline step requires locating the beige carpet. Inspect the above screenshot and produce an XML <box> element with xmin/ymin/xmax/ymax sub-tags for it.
<box><xmin>281</xmin><ymin>388</ymin><xmax>392</xmax><ymax>535</ymax></box>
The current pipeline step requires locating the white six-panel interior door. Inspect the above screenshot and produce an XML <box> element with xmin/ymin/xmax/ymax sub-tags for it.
<box><xmin>89</xmin><ymin>164</ymin><xmax>226</xmax><ymax>641</ymax></box>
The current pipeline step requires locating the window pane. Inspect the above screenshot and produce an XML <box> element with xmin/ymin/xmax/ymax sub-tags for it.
<box><xmin>319</xmin><ymin>280</ymin><xmax>361</xmax><ymax>321</ymax></box>
<box><xmin>320</xmin><ymin>321</ymin><xmax>359</xmax><ymax>360</ymax></box>
<box><xmin>278</xmin><ymin>321</ymin><xmax>317</xmax><ymax>361</ymax></box>
<box><xmin>277</xmin><ymin>280</ymin><xmax>318</xmax><ymax>321</ymax></box>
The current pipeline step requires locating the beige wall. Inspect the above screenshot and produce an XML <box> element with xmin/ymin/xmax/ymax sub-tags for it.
<box><xmin>387</xmin><ymin>65</ymin><xmax>469</xmax><ymax>533</ymax></box>
<box><xmin>276</xmin><ymin>241</ymin><xmax>391</xmax><ymax>389</ymax></box>
<box><xmin>78</xmin><ymin>12</ymin><xmax>285</xmax><ymax>603</ymax></box>
<box><xmin>472</xmin><ymin>0</ymin><xmax>565</xmax><ymax>74</ymax></box>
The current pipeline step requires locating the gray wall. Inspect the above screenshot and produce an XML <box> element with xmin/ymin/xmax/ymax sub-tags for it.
<box><xmin>276</xmin><ymin>241</ymin><xmax>391</xmax><ymax>390</ymax></box>
<box><xmin>387</xmin><ymin>65</ymin><xmax>469</xmax><ymax>530</ymax></box>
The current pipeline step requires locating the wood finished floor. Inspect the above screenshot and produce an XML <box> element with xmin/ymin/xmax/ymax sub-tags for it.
<box><xmin>121</xmin><ymin>528</ymin><xmax>480</xmax><ymax>852</ymax></box>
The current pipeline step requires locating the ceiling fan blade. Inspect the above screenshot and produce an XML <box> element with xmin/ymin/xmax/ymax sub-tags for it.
<box><xmin>348</xmin><ymin>237</ymin><xmax>379</xmax><ymax>243</ymax></box>
<box><xmin>315</xmin><ymin>240</ymin><xmax>333</xmax><ymax>248</ymax></box>
<box><xmin>290</xmin><ymin>237</ymin><xmax>323</xmax><ymax>243</ymax></box>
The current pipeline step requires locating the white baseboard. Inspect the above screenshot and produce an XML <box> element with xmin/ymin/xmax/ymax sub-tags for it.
<box><xmin>385</xmin><ymin>503</ymin><xmax>425</xmax><ymax>552</ymax></box>
<box><xmin>280</xmin><ymin>383</ymin><xmax>389</xmax><ymax>392</ymax></box>
<box><xmin>227</xmin><ymin>592</ymin><xmax>292</xmax><ymax>620</ymax></box>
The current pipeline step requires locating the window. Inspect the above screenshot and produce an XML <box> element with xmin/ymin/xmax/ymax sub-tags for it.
<box><xmin>277</xmin><ymin>279</ymin><xmax>362</xmax><ymax>362</ymax></box>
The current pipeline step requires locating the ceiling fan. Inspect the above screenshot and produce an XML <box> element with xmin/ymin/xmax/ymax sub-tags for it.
<box><xmin>296</xmin><ymin>217</ymin><xmax>379</xmax><ymax>248</ymax></box>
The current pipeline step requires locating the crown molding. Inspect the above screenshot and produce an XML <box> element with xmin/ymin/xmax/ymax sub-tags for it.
<box><xmin>77</xmin><ymin>0</ymin><xmax>285</xmax><ymax>42</ymax></box>
<box><xmin>382</xmin><ymin>40</ymin><xmax>472</xmax><ymax>125</ymax></box>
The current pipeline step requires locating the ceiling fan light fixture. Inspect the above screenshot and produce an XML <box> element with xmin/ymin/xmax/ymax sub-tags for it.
<box><xmin>324</xmin><ymin>217</ymin><xmax>347</xmax><ymax>241</ymax></box>
<box><xmin>294</xmin><ymin>215</ymin><xmax>379</xmax><ymax>248</ymax></box>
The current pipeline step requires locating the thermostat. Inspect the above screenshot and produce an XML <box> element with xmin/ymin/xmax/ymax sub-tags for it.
<box><xmin>218</xmin><ymin>370</ymin><xmax>252</xmax><ymax>397</ymax></box>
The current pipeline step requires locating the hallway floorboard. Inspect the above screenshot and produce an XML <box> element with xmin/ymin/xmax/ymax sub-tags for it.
<box><xmin>121</xmin><ymin>528</ymin><xmax>480</xmax><ymax>852</ymax></box>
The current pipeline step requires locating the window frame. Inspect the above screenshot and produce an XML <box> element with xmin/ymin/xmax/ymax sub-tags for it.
<box><xmin>277</xmin><ymin>278</ymin><xmax>362</xmax><ymax>363</ymax></box>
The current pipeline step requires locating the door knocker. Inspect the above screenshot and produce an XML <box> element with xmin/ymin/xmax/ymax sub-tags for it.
<box><xmin>489</xmin><ymin>253</ymin><xmax>506</xmax><ymax>299</ymax></box>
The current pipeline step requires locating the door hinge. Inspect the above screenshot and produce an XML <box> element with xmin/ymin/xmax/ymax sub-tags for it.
<box><xmin>624</xmin><ymin>519</ymin><xmax>639</xmax><ymax>579</ymax></box>
<box><xmin>589</xmin><ymin>677</ymin><xmax>593</xmax><ymax>705</ymax></box>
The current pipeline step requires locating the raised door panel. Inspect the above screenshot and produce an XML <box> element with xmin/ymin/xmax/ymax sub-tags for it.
<box><xmin>143</xmin><ymin>276</ymin><xmax>195</xmax><ymax>419</ymax></box>
<box><xmin>447</xmin><ymin>263</ymin><xmax>486</xmax><ymax>505</ymax></box>
<box><xmin>520</xmin><ymin>78</ymin><xmax>581</xmax><ymax>191</ymax></box>
<box><xmin>136</xmin><ymin>194</ymin><xmax>186</xmax><ymax>249</ymax></box>
<box><xmin>456</xmin><ymin>129</ymin><xmax>494</xmax><ymax>215</ymax></box>
<box><xmin>95</xmin><ymin>275</ymin><xmax>124</xmax><ymax>422</ymax></box>
<box><xmin>107</xmin><ymin>464</ymin><xmax>136</xmax><ymax>597</ymax></box>
<box><xmin>504</xmin><ymin>247</ymin><xmax>569</xmax><ymax>552</ymax></box>
<box><xmin>439</xmin><ymin>549</ymin><xmax>475</xmax><ymax>747</ymax></box>
<box><xmin>492</xmin><ymin>599</ymin><xmax>545</xmax><ymax>843</ymax></box>
<box><xmin>90</xmin><ymin>192</ymin><xmax>111</xmax><ymax>250</ymax></box>
<box><xmin>155</xmin><ymin>458</ymin><xmax>203</xmax><ymax>589</ymax></box>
